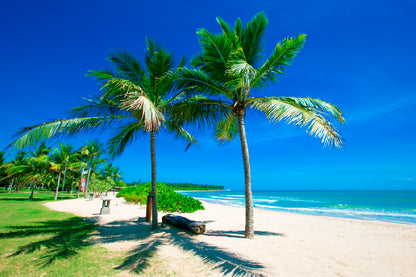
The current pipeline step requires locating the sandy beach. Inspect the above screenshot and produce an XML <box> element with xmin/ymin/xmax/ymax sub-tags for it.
<box><xmin>45</xmin><ymin>195</ymin><xmax>416</xmax><ymax>276</ymax></box>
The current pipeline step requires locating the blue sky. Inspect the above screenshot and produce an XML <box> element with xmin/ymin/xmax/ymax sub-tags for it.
<box><xmin>1</xmin><ymin>0</ymin><xmax>415</xmax><ymax>190</ymax></box>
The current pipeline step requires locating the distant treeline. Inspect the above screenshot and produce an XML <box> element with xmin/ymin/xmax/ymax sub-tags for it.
<box><xmin>127</xmin><ymin>181</ymin><xmax>224</xmax><ymax>191</ymax></box>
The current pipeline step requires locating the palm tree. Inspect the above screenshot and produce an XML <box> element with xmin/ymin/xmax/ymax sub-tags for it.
<box><xmin>0</xmin><ymin>152</ymin><xmax>7</xmax><ymax>190</ymax></box>
<box><xmin>3</xmin><ymin>147</ymin><xmax>49</xmax><ymax>199</ymax></box>
<box><xmin>50</xmin><ymin>142</ymin><xmax>84</xmax><ymax>200</ymax></box>
<box><xmin>5</xmin><ymin>152</ymin><xmax>26</xmax><ymax>192</ymax></box>
<box><xmin>173</xmin><ymin>12</ymin><xmax>344</xmax><ymax>238</ymax></box>
<box><xmin>26</xmin><ymin>143</ymin><xmax>51</xmax><ymax>199</ymax></box>
<box><xmin>9</xmin><ymin>39</ymin><xmax>196</xmax><ymax>229</ymax></box>
<box><xmin>81</xmin><ymin>140</ymin><xmax>106</xmax><ymax>198</ymax></box>
<box><xmin>102</xmin><ymin>162</ymin><xmax>124</xmax><ymax>189</ymax></box>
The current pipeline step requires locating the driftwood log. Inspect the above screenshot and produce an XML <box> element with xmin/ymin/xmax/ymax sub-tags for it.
<box><xmin>162</xmin><ymin>214</ymin><xmax>206</xmax><ymax>234</ymax></box>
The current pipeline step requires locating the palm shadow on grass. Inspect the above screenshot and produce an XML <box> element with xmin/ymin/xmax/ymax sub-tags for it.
<box><xmin>1</xmin><ymin>217</ymin><xmax>96</xmax><ymax>267</ymax></box>
<box><xmin>96</xmin><ymin>219</ymin><xmax>276</xmax><ymax>276</ymax></box>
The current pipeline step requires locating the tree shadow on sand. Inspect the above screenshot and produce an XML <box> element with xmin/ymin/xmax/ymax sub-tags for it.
<box><xmin>1</xmin><ymin>217</ymin><xmax>96</xmax><ymax>266</ymax></box>
<box><xmin>95</xmin><ymin>218</ymin><xmax>278</xmax><ymax>276</ymax></box>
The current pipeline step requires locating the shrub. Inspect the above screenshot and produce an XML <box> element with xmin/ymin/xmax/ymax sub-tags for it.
<box><xmin>117</xmin><ymin>182</ymin><xmax>204</xmax><ymax>213</ymax></box>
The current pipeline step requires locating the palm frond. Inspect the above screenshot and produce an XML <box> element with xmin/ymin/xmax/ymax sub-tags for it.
<box><xmin>252</xmin><ymin>34</ymin><xmax>307</xmax><ymax>89</ymax></box>
<box><xmin>69</xmin><ymin>96</ymin><xmax>130</xmax><ymax>118</ymax></box>
<box><xmin>164</xmin><ymin>120</ymin><xmax>198</xmax><ymax>150</ymax></box>
<box><xmin>214</xmin><ymin>112</ymin><xmax>238</xmax><ymax>143</ymax></box>
<box><xmin>145</xmin><ymin>38</ymin><xmax>175</xmax><ymax>86</ymax></box>
<box><xmin>107</xmin><ymin>50</ymin><xmax>145</xmax><ymax>83</ymax></box>
<box><xmin>108</xmin><ymin>122</ymin><xmax>144</xmax><ymax>158</ymax></box>
<box><xmin>190</xmin><ymin>53</ymin><xmax>205</xmax><ymax>68</ymax></box>
<box><xmin>226</xmin><ymin>60</ymin><xmax>256</xmax><ymax>91</ymax></box>
<box><xmin>101</xmin><ymin>77</ymin><xmax>144</xmax><ymax>100</ymax></box>
<box><xmin>174</xmin><ymin>68</ymin><xmax>233</xmax><ymax>98</ymax></box>
<box><xmin>216</xmin><ymin>16</ymin><xmax>240</xmax><ymax>49</ymax></box>
<box><xmin>169</xmin><ymin>95</ymin><xmax>230</xmax><ymax>131</ymax></box>
<box><xmin>251</xmin><ymin>97</ymin><xmax>344</xmax><ymax>148</ymax></box>
<box><xmin>10</xmin><ymin>116</ymin><xmax>123</xmax><ymax>150</ymax></box>
<box><xmin>121</xmin><ymin>92</ymin><xmax>164</xmax><ymax>132</ymax></box>
<box><xmin>195</xmin><ymin>28</ymin><xmax>234</xmax><ymax>82</ymax></box>
<box><xmin>241</xmin><ymin>11</ymin><xmax>268</xmax><ymax>66</ymax></box>
<box><xmin>86</xmin><ymin>69</ymin><xmax>119</xmax><ymax>83</ymax></box>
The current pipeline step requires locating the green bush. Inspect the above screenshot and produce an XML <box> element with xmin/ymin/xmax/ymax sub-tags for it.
<box><xmin>117</xmin><ymin>182</ymin><xmax>204</xmax><ymax>213</ymax></box>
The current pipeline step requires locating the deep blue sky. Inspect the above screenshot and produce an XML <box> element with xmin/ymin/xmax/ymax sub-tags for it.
<box><xmin>1</xmin><ymin>0</ymin><xmax>415</xmax><ymax>190</ymax></box>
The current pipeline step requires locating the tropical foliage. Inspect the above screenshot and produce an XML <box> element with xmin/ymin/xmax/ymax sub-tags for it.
<box><xmin>127</xmin><ymin>181</ymin><xmax>224</xmax><ymax>191</ymax></box>
<box><xmin>88</xmin><ymin>172</ymin><xmax>113</xmax><ymax>196</ymax></box>
<box><xmin>1</xmin><ymin>141</ymin><xmax>124</xmax><ymax>200</ymax></box>
<box><xmin>172</xmin><ymin>12</ymin><xmax>344</xmax><ymax>238</ymax></box>
<box><xmin>166</xmin><ymin>182</ymin><xmax>224</xmax><ymax>191</ymax></box>
<box><xmin>117</xmin><ymin>182</ymin><xmax>205</xmax><ymax>213</ymax></box>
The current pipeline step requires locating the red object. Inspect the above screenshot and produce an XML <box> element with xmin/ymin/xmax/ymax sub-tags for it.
<box><xmin>80</xmin><ymin>177</ymin><xmax>86</xmax><ymax>192</ymax></box>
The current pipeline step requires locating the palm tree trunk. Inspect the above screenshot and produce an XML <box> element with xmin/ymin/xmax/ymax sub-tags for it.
<box><xmin>150</xmin><ymin>130</ymin><xmax>158</xmax><ymax>230</ymax></box>
<box><xmin>237</xmin><ymin>112</ymin><xmax>254</xmax><ymax>239</ymax></box>
<box><xmin>70</xmin><ymin>175</ymin><xmax>74</xmax><ymax>195</ymax></box>
<box><xmin>8</xmin><ymin>178</ymin><xmax>14</xmax><ymax>193</ymax></box>
<box><xmin>54</xmin><ymin>172</ymin><xmax>61</xmax><ymax>200</ymax></box>
<box><xmin>61</xmin><ymin>162</ymin><xmax>68</xmax><ymax>199</ymax></box>
<box><xmin>84</xmin><ymin>159</ymin><xmax>93</xmax><ymax>199</ymax></box>
<box><xmin>29</xmin><ymin>183</ymin><xmax>35</xmax><ymax>200</ymax></box>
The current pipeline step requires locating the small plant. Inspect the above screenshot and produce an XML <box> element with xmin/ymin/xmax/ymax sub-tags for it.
<box><xmin>88</xmin><ymin>173</ymin><xmax>112</xmax><ymax>196</ymax></box>
<box><xmin>117</xmin><ymin>182</ymin><xmax>204</xmax><ymax>213</ymax></box>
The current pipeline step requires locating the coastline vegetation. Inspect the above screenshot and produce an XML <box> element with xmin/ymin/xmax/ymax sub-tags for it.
<box><xmin>127</xmin><ymin>181</ymin><xmax>224</xmax><ymax>191</ymax></box>
<box><xmin>117</xmin><ymin>182</ymin><xmax>205</xmax><ymax>213</ymax></box>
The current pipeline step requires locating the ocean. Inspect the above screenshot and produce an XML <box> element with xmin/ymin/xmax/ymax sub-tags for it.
<box><xmin>181</xmin><ymin>190</ymin><xmax>416</xmax><ymax>225</ymax></box>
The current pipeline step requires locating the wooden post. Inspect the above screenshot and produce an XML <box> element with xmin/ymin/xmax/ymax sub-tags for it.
<box><xmin>146</xmin><ymin>195</ymin><xmax>152</xmax><ymax>222</ymax></box>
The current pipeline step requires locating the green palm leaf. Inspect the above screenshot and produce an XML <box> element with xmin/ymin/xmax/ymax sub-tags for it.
<box><xmin>251</xmin><ymin>96</ymin><xmax>344</xmax><ymax>147</ymax></box>
<box><xmin>108</xmin><ymin>122</ymin><xmax>144</xmax><ymax>158</ymax></box>
<box><xmin>214</xmin><ymin>112</ymin><xmax>238</xmax><ymax>143</ymax></box>
<box><xmin>10</xmin><ymin>116</ymin><xmax>123</xmax><ymax>149</ymax></box>
<box><xmin>107</xmin><ymin>50</ymin><xmax>145</xmax><ymax>83</ymax></box>
<box><xmin>252</xmin><ymin>34</ymin><xmax>307</xmax><ymax>89</ymax></box>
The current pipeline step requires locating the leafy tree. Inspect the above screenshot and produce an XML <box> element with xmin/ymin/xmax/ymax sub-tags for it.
<box><xmin>174</xmin><ymin>12</ymin><xmax>344</xmax><ymax>238</ymax></box>
<box><xmin>0</xmin><ymin>152</ymin><xmax>7</xmax><ymax>189</ymax></box>
<box><xmin>88</xmin><ymin>172</ymin><xmax>112</xmax><ymax>196</ymax></box>
<box><xmin>3</xmin><ymin>151</ymin><xmax>28</xmax><ymax>192</ymax></box>
<box><xmin>81</xmin><ymin>140</ymin><xmax>106</xmax><ymax>198</ymax></box>
<box><xmin>9</xmin><ymin>39</ymin><xmax>196</xmax><ymax>230</ymax></box>
<box><xmin>26</xmin><ymin>143</ymin><xmax>51</xmax><ymax>199</ymax></box>
<box><xmin>101</xmin><ymin>162</ymin><xmax>125</xmax><ymax>188</ymax></box>
<box><xmin>50</xmin><ymin>142</ymin><xmax>84</xmax><ymax>200</ymax></box>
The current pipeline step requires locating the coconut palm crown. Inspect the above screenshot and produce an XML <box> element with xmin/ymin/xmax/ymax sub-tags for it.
<box><xmin>173</xmin><ymin>12</ymin><xmax>345</xmax><ymax>238</ymax></box>
<box><xmin>9</xmin><ymin>39</ymin><xmax>197</xmax><ymax>229</ymax></box>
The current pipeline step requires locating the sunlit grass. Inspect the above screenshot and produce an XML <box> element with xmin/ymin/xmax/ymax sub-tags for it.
<box><xmin>0</xmin><ymin>191</ymin><xmax>124</xmax><ymax>276</ymax></box>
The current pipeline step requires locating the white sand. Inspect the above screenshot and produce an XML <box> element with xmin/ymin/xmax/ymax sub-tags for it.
<box><xmin>45</xmin><ymin>195</ymin><xmax>416</xmax><ymax>276</ymax></box>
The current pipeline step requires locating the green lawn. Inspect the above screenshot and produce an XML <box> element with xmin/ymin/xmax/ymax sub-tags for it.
<box><xmin>0</xmin><ymin>192</ymin><xmax>124</xmax><ymax>276</ymax></box>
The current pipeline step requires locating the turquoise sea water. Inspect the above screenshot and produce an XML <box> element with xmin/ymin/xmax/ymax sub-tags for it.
<box><xmin>181</xmin><ymin>190</ymin><xmax>416</xmax><ymax>224</ymax></box>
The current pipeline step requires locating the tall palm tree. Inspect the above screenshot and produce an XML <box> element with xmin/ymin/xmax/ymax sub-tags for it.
<box><xmin>81</xmin><ymin>140</ymin><xmax>105</xmax><ymax>198</ymax></box>
<box><xmin>9</xmin><ymin>39</ymin><xmax>196</xmax><ymax>229</ymax></box>
<box><xmin>174</xmin><ymin>12</ymin><xmax>344</xmax><ymax>238</ymax></box>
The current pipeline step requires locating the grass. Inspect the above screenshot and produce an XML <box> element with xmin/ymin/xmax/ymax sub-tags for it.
<box><xmin>0</xmin><ymin>191</ymin><xmax>124</xmax><ymax>276</ymax></box>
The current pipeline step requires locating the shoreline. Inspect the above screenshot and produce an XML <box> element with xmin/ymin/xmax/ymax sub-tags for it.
<box><xmin>197</xmin><ymin>197</ymin><xmax>416</xmax><ymax>227</ymax></box>
<box><xmin>181</xmin><ymin>190</ymin><xmax>416</xmax><ymax>226</ymax></box>
<box><xmin>45</xmin><ymin>196</ymin><xmax>416</xmax><ymax>276</ymax></box>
